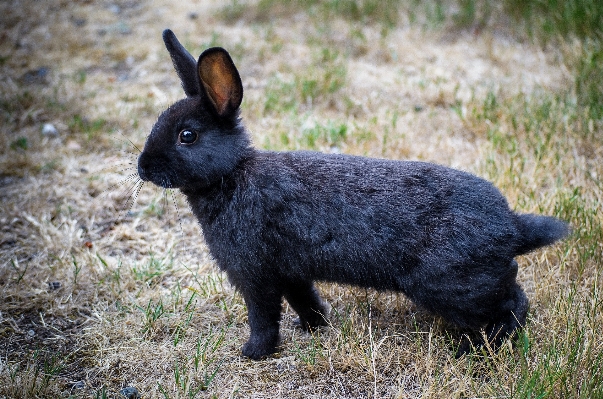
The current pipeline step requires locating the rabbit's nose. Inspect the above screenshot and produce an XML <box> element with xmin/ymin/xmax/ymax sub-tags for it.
<box><xmin>137</xmin><ymin>152</ymin><xmax>151</xmax><ymax>181</ymax></box>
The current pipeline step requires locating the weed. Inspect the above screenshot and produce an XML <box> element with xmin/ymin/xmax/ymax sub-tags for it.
<box><xmin>409</xmin><ymin>0</ymin><xmax>446</xmax><ymax>27</ymax></box>
<box><xmin>137</xmin><ymin>297</ymin><xmax>168</xmax><ymax>335</ymax></box>
<box><xmin>302</xmin><ymin>120</ymin><xmax>348</xmax><ymax>149</ymax></box>
<box><xmin>183</xmin><ymin>264</ymin><xmax>227</xmax><ymax>298</ymax></box>
<box><xmin>71</xmin><ymin>252</ymin><xmax>82</xmax><ymax>287</ymax></box>
<box><xmin>157</xmin><ymin>327</ymin><xmax>229</xmax><ymax>398</ymax></box>
<box><xmin>171</xmin><ymin>287</ymin><xmax>198</xmax><ymax>346</ymax></box>
<box><xmin>554</xmin><ymin>188</ymin><xmax>602</xmax><ymax>274</ymax></box>
<box><xmin>453</xmin><ymin>0</ymin><xmax>476</xmax><ymax>27</ymax></box>
<box><xmin>221</xmin><ymin>0</ymin><xmax>405</xmax><ymax>27</ymax></box>
<box><xmin>10</xmin><ymin>137</ymin><xmax>28</xmax><ymax>150</ymax></box>
<box><xmin>0</xmin><ymin>350</ymin><xmax>67</xmax><ymax>398</ymax></box>
<box><xmin>9</xmin><ymin>258</ymin><xmax>29</xmax><ymax>283</ymax></box>
<box><xmin>503</xmin><ymin>281</ymin><xmax>603</xmax><ymax>398</ymax></box>
<box><xmin>74</xmin><ymin>69</ymin><xmax>87</xmax><ymax>84</ymax></box>
<box><xmin>263</xmin><ymin>49</ymin><xmax>347</xmax><ymax>115</ymax></box>
<box><xmin>96</xmin><ymin>253</ymin><xmax>125</xmax><ymax>295</ymax></box>
<box><xmin>130</xmin><ymin>253</ymin><xmax>174</xmax><ymax>288</ymax></box>
<box><xmin>142</xmin><ymin>195</ymin><xmax>168</xmax><ymax>218</ymax></box>
<box><xmin>292</xmin><ymin>332</ymin><xmax>323</xmax><ymax>366</ymax></box>
<box><xmin>95</xmin><ymin>387</ymin><xmax>111</xmax><ymax>399</ymax></box>
<box><xmin>37</xmin><ymin>159</ymin><xmax>61</xmax><ymax>174</ymax></box>
<box><xmin>68</xmin><ymin>114</ymin><xmax>109</xmax><ymax>139</ymax></box>
<box><xmin>503</xmin><ymin>0</ymin><xmax>603</xmax><ymax>41</ymax></box>
<box><xmin>575</xmin><ymin>41</ymin><xmax>603</xmax><ymax>121</ymax></box>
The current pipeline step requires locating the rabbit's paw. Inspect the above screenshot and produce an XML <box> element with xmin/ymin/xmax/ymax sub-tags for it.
<box><xmin>294</xmin><ymin>316</ymin><xmax>328</xmax><ymax>332</ymax></box>
<box><xmin>242</xmin><ymin>335</ymin><xmax>279</xmax><ymax>360</ymax></box>
<box><xmin>294</xmin><ymin>300</ymin><xmax>331</xmax><ymax>332</ymax></box>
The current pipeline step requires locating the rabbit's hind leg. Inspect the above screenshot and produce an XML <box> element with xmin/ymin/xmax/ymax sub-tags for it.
<box><xmin>284</xmin><ymin>281</ymin><xmax>330</xmax><ymax>331</ymax></box>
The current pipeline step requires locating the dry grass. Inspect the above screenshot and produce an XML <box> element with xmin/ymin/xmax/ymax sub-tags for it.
<box><xmin>1</xmin><ymin>0</ymin><xmax>601</xmax><ymax>398</ymax></box>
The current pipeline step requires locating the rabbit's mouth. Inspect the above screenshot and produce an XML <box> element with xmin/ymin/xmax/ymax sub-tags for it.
<box><xmin>138</xmin><ymin>169</ymin><xmax>173</xmax><ymax>189</ymax></box>
<box><xmin>138</xmin><ymin>172</ymin><xmax>177</xmax><ymax>189</ymax></box>
<box><xmin>137</xmin><ymin>153</ymin><xmax>177</xmax><ymax>189</ymax></box>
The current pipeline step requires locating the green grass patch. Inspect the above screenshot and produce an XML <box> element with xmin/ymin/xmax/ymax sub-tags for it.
<box><xmin>263</xmin><ymin>48</ymin><xmax>347</xmax><ymax>114</ymax></box>
<box><xmin>575</xmin><ymin>40</ymin><xmax>603</xmax><ymax>121</ymax></box>
<box><xmin>498</xmin><ymin>281</ymin><xmax>603</xmax><ymax>398</ymax></box>
<box><xmin>503</xmin><ymin>0</ymin><xmax>603</xmax><ymax>41</ymax></box>
<box><xmin>9</xmin><ymin>137</ymin><xmax>29</xmax><ymax>151</ymax></box>
<box><xmin>68</xmin><ymin>114</ymin><xmax>109</xmax><ymax>139</ymax></box>
<box><xmin>221</xmin><ymin>0</ymin><xmax>406</xmax><ymax>27</ymax></box>
<box><xmin>302</xmin><ymin>120</ymin><xmax>348</xmax><ymax>149</ymax></box>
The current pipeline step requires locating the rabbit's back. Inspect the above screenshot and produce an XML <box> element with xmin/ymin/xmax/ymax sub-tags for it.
<box><xmin>190</xmin><ymin>150</ymin><xmax>520</xmax><ymax>300</ymax></box>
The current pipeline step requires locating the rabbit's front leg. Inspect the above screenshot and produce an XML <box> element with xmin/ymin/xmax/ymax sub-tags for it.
<box><xmin>240</xmin><ymin>287</ymin><xmax>282</xmax><ymax>360</ymax></box>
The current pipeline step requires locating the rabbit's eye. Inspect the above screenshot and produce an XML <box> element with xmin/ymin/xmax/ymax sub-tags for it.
<box><xmin>178</xmin><ymin>130</ymin><xmax>198</xmax><ymax>145</ymax></box>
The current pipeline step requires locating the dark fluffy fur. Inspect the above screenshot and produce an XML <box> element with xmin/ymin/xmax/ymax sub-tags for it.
<box><xmin>137</xmin><ymin>29</ymin><xmax>570</xmax><ymax>360</ymax></box>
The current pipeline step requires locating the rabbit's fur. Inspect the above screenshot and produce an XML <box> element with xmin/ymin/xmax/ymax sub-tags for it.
<box><xmin>138</xmin><ymin>29</ymin><xmax>570</xmax><ymax>360</ymax></box>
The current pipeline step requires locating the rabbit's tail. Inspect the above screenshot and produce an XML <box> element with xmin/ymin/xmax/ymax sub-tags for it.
<box><xmin>515</xmin><ymin>213</ymin><xmax>570</xmax><ymax>255</ymax></box>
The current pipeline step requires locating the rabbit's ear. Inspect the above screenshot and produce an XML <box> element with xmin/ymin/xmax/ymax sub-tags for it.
<box><xmin>163</xmin><ymin>29</ymin><xmax>200</xmax><ymax>97</ymax></box>
<box><xmin>197</xmin><ymin>48</ymin><xmax>243</xmax><ymax>117</ymax></box>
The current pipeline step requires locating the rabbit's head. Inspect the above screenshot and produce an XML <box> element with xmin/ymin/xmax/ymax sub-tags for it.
<box><xmin>138</xmin><ymin>29</ymin><xmax>250</xmax><ymax>191</ymax></box>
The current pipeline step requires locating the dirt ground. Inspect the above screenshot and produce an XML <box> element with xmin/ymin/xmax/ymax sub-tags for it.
<box><xmin>0</xmin><ymin>0</ymin><xmax>586</xmax><ymax>398</ymax></box>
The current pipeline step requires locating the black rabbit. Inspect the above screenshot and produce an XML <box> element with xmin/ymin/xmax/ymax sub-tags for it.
<box><xmin>137</xmin><ymin>29</ymin><xmax>570</xmax><ymax>360</ymax></box>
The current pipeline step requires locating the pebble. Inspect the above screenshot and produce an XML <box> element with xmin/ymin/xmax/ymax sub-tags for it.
<box><xmin>21</xmin><ymin>67</ymin><xmax>49</xmax><ymax>85</ymax></box>
<box><xmin>42</xmin><ymin>123</ymin><xmax>59</xmax><ymax>137</ymax></box>
<box><xmin>67</xmin><ymin>141</ymin><xmax>82</xmax><ymax>150</ymax></box>
<box><xmin>108</xmin><ymin>4</ymin><xmax>121</xmax><ymax>14</ymax></box>
<box><xmin>120</xmin><ymin>386</ymin><xmax>140</xmax><ymax>399</ymax></box>
<box><xmin>71</xmin><ymin>17</ymin><xmax>87</xmax><ymax>27</ymax></box>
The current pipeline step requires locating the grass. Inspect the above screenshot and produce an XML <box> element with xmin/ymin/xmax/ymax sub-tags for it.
<box><xmin>262</xmin><ymin>48</ymin><xmax>348</xmax><ymax>115</ymax></box>
<box><xmin>222</xmin><ymin>0</ymin><xmax>406</xmax><ymax>27</ymax></box>
<box><xmin>0</xmin><ymin>0</ymin><xmax>602</xmax><ymax>397</ymax></box>
<box><xmin>503</xmin><ymin>0</ymin><xmax>603</xmax><ymax>41</ymax></box>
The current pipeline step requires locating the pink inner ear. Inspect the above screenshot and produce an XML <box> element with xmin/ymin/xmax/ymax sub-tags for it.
<box><xmin>199</xmin><ymin>55</ymin><xmax>237</xmax><ymax>116</ymax></box>
<box><xmin>201</xmin><ymin>80</ymin><xmax>228</xmax><ymax>115</ymax></box>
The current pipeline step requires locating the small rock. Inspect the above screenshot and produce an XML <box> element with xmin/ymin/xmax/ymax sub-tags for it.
<box><xmin>120</xmin><ymin>386</ymin><xmax>140</xmax><ymax>399</ymax></box>
<box><xmin>108</xmin><ymin>4</ymin><xmax>121</xmax><ymax>14</ymax></box>
<box><xmin>21</xmin><ymin>67</ymin><xmax>49</xmax><ymax>85</ymax></box>
<box><xmin>117</xmin><ymin>22</ymin><xmax>132</xmax><ymax>35</ymax></box>
<box><xmin>188</xmin><ymin>12</ymin><xmax>199</xmax><ymax>19</ymax></box>
<box><xmin>67</xmin><ymin>141</ymin><xmax>81</xmax><ymax>150</ymax></box>
<box><xmin>71</xmin><ymin>17</ymin><xmax>87</xmax><ymax>27</ymax></box>
<box><xmin>42</xmin><ymin>123</ymin><xmax>59</xmax><ymax>137</ymax></box>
